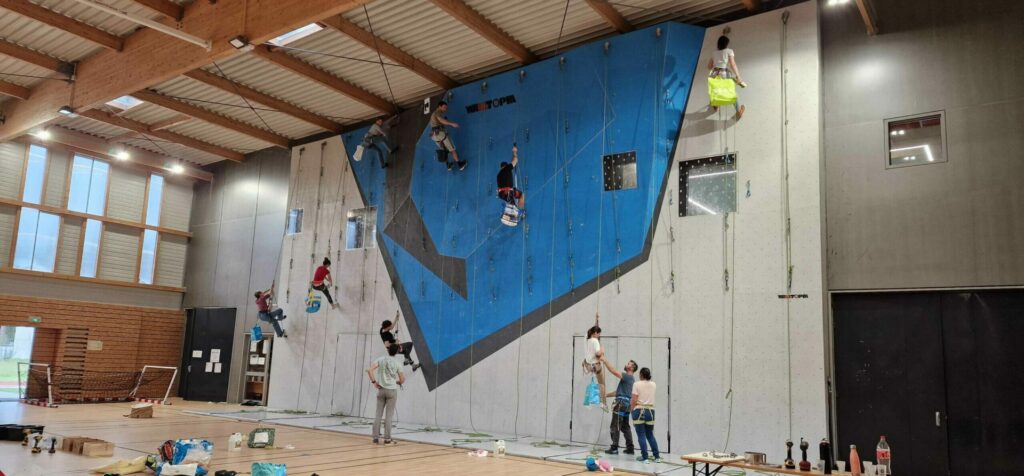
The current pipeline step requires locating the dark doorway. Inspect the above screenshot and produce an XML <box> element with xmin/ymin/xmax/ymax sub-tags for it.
<box><xmin>833</xmin><ymin>290</ymin><xmax>1024</xmax><ymax>476</ymax></box>
<box><xmin>180</xmin><ymin>308</ymin><xmax>235</xmax><ymax>402</ymax></box>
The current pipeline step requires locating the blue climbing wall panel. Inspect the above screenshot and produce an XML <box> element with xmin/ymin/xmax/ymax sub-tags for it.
<box><xmin>343</xmin><ymin>22</ymin><xmax>703</xmax><ymax>389</ymax></box>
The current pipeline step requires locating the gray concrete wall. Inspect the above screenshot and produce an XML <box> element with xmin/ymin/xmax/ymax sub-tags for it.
<box><xmin>183</xmin><ymin>147</ymin><xmax>290</xmax><ymax>402</ymax></box>
<box><xmin>822</xmin><ymin>0</ymin><xmax>1024</xmax><ymax>290</ymax></box>
<box><xmin>266</xmin><ymin>2</ymin><xmax>826</xmax><ymax>462</ymax></box>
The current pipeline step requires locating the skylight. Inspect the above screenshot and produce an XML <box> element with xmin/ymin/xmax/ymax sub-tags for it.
<box><xmin>106</xmin><ymin>95</ymin><xmax>143</xmax><ymax>111</ymax></box>
<box><xmin>269</xmin><ymin>23</ymin><xmax>323</xmax><ymax>46</ymax></box>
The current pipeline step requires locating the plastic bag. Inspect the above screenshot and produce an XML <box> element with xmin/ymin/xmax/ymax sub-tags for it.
<box><xmin>154</xmin><ymin>439</ymin><xmax>212</xmax><ymax>476</ymax></box>
<box><xmin>353</xmin><ymin>144</ymin><xmax>365</xmax><ymax>162</ymax></box>
<box><xmin>251</xmin><ymin>325</ymin><xmax>264</xmax><ymax>342</ymax></box>
<box><xmin>583</xmin><ymin>377</ymin><xmax>601</xmax><ymax>407</ymax></box>
<box><xmin>708</xmin><ymin>76</ymin><xmax>737</xmax><ymax>106</ymax></box>
<box><xmin>305</xmin><ymin>290</ymin><xmax>321</xmax><ymax>313</ymax></box>
<box><xmin>251</xmin><ymin>463</ymin><xmax>287</xmax><ymax>476</ymax></box>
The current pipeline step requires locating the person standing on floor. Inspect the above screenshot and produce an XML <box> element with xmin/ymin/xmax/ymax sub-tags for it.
<box><xmin>631</xmin><ymin>367</ymin><xmax>661</xmax><ymax>463</ymax></box>
<box><xmin>254</xmin><ymin>284</ymin><xmax>287</xmax><ymax>338</ymax></box>
<box><xmin>430</xmin><ymin>101</ymin><xmax>467</xmax><ymax>171</ymax></box>
<box><xmin>380</xmin><ymin>312</ymin><xmax>421</xmax><ymax>372</ymax></box>
<box><xmin>311</xmin><ymin>257</ymin><xmax>339</xmax><ymax>310</ymax></box>
<box><xmin>366</xmin><ymin>343</ymin><xmax>405</xmax><ymax>445</ymax></box>
<box><xmin>708</xmin><ymin>35</ymin><xmax>747</xmax><ymax>120</ymax></box>
<box><xmin>603</xmin><ymin>358</ymin><xmax>637</xmax><ymax>455</ymax></box>
<box><xmin>583</xmin><ymin>325</ymin><xmax>609</xmax><ymax>412</ymax></box>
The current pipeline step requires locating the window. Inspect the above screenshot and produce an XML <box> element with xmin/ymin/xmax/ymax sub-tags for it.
<box><xmin>138</xmin><ymin>230</ymin><xmax>158</xmax><ymax>285</ymax></box>
<box><xmin>22</xmin><ymin>145</ymin><xmax>48</xmax><ymax>205</ymax></box>
<box><xmin>79</xmin><ymin>219</ymin><xmax>102</xmax><ymax>278</ymax></box>
<box><xmin>346</xmin><ymin>207</ymin><xmax>377</xmax><ymax>250</ymax></box>
<box><xmin>145</xmin><ymin>175</ymin><xmax>163</xmax><ymax>226</ymax></box>
<box><xmin>13</xmin><ymin>208</ymin><xmax>60</xmax><ymax>272</ymax></box>
<box><xmin>286</xmin><ymin>208</ymin><xmax>303</xmax><ymax>235</ymax></box>
<box><xmin>678</xmin><ymin>153</ymin><xmax>737</xmax><ymax>217</ymax></box>
<box><xmin>885</xmin><ymin>111</ymin><xmax>947</xmax><ymax>168</ymax></box>
<box><xmin>106</xmin><ymin>95</ymin><xmax>143</xmax><ymax>112</ymax></box>
<box><xmin>67</xmin><ymin>155</ymin><xmax>110</xmax><ymax>215</ymax></box>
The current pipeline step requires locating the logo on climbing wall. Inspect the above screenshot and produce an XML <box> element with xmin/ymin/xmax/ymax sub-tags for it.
<box><xmin>465</xmin><ymin>95</ymin><xmax>517</xmax><ymax>114</ymax></box>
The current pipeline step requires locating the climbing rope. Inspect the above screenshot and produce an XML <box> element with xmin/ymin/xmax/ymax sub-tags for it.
<box><xmin>283</xmin><ymin>147</ymin><xmax>305</xmax><ymax>304</ymax></box>
<box><xmin>295</xmin><ymin>142</ymin><xmax>327</xmax><ymax>409</ymax></box>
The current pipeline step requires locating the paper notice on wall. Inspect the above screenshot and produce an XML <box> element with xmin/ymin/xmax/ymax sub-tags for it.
<box><xmin>192</xmin><ymin>350</ymin><xmax>203</xmax><ymax>359</ymax></box>
<box><xmin>210</xmin><ymin>349</ymin><xmax>221</xmax><ymax>363</ymax></box>
<box><xmin>250</xmin><ymin>340</ymin><xmax>259</xmax><ymax>352</ymax></box>
<box><xmin>263</xmin><ymin>340</ymin><xmax>271</xmax><ymax>355</ymax></box>
<box><xmin>250</xmin><ymin>354</ymin><xmax>259</xmax><ymax>365</ymax></box>
<box><xmin>214</xmin><ymin>363</ymin><xmax>222</xmax><ymax>374</ymax></box>
<box><xmin>204</xmin><ymin>362</ymin><xmax>213</xmax><ymax>373</ymax></box>
<box><xmin>257</xmin><ymin>357</ymin><xmax>266</xmax><ymax>365</ymax></box>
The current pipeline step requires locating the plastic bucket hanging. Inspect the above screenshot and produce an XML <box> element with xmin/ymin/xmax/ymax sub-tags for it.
<box><xmin>708</xmin><ymin>76</ymin><xmax>738</xmax><ymax>106</ymax></box>
<box><xmin>251</xmin><ymin>325</ymin><xmax>264</xmax><ymax>342</ymax></box>
<box><xmin>582</xmin><ymin>376</ymin><xmax>601</xmax><ymax>407</ymax></box>
<box><xmin>501</xmin><ymin>203</ymin><xmax>521</xmax><ymax>227</ymax></box>
<box><xmin>305</xmin><ymin>290</ymin><xmax>321</xmax><ymax>313</ymax></box>
<box><xmin>353</xmin><ymin>144</ymin><xmax>365</xmax><ymax>162</ymax></box>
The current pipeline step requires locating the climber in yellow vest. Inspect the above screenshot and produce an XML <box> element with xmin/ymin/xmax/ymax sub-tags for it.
<box><xmin>708</xmin><ymin>35</ymin><xmax>747</xmax><ymax>120</ymax></box>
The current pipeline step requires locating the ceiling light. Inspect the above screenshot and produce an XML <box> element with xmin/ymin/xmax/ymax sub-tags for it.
<box><xmin>170</xmin><ymin>163</ymin><xmax>185</xmax><ymax>174</ymax></box>
<box><xmin>228</xmin><ymin>35</ymin><xmax>250</xmax><ymax>49</ymax></box>
<box><xmin>269</xmin><ymin>24</ymin><xmax>323</xmax><ymax>46</ymax></box>
<box><xmin>114</xmin><ymin>150</ymin><xmax>130</xmax><ymax>161</ymax></box>
<box><xmin>827</xmin><ymin>0</ymin><xmax>851</xmax><ymax>5</ymax></box>
<box><xmin>58</xmin><ymin>105</ymin><xmax>76</xmax><ymax>117</ymax></box>
<box><xmin>33</xmin><ymin>129</ymin><xmax>51</xmax><ymax>140</ymax></box>
<box><xmin>890</xmin><ymin>130</ymin><xmax>898</xmax><ymax>136</ymax></box>
<box><xmin>899</xmin><ymin>130</ymin><xmax>906</xmax><ymax>135</ymax></box>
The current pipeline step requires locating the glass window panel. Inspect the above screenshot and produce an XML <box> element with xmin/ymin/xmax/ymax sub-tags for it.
<box><xmin>12</xmin><ymin>208</ymin><xmax>59</xmax><ymax>272</ymax></box>
<box><xmin>346</xmin><ymin>207</ymin><xmax>377</xmax><ymax>250</ymax></box>
<box><xmin>138</xmin><ymin>229</ymin><xmax>158</xmax><ymax>284</ymax></box>
<box><xmin>286</xmin><ymin>208</ymin><xmax>303</xmax><ymax>235</ymax></box>
<box><xmin>145</xmin><ymin>175</ymin><xmax>164</xmax><ymax>226</ymax></box>
<box><xmin>67</xmin><ymin>155</ymin><xmax>109</xmax><ymax>215</ymax></box>
<box><xmin>22</xmin><ymin>145</ymin><xmax>48</xmax><ymax>204</ymax></box>
<box><xmin>88</xmin><ymin>160</ymin><xmax>109</xmax><ymax>215</ymax></box>
<box><xmin>886</xmin><ymin>112</ymin><xmax>946</xmax><ymax>168</ymax></box>
<box><xmin>80</xmin><ymin>219</ymin><xmax>102</xmax><ymax>278</ymax></box>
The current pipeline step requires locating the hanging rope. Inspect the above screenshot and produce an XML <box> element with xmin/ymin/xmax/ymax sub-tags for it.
<box><xmin>362</xmin><ymin>5</ymin><xmax>398</xmax><ymax>107</ymax></box>
<box><xmin>779</xmin><ymin>10</ymin><xmax>795</xmax><ymax>440</ymax></box>
<box><xmin>211</xmin><ymin>61</ymin><xmax>282</xmax><ymax>137</ymax></box>
<box><xmin>295</xmin><ymin>141</ymin><xmax>328</xmax><ymax>409</ymax></box>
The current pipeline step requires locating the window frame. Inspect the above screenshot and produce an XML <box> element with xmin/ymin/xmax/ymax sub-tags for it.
<box><xmin>884</xmin><ymin>110</ymin><xmax>949</xmax><ymax>170</ymax></box>
<box><xmin>67</xmin><ymin>153</ymin><xmax>111</xmax><ymax>216</ymax></box>
<box><xmin>345</xmin><ymin>206</ymin><xmax>378</xmax><ymax>250</ymax></box>
<box><xmin>678</xmin><ymin>152</ymin><xmax>738</xmax><ymax>217</ymax></box>
<box><xmin>12</xmin><ymin>207</ymin><xmax>61</xmax><ymax>273</ymax></box>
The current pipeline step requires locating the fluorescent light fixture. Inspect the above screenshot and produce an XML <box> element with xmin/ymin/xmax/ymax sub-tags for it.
<box><xmin>687</xmin><ymin>198</ymin><xmax>718</xmax><ymax>215</ymax></box>
<box><xmin>890</xmin><ymin>144</ymin><xmax>935</xmax><ymax>163</ymax></box>
<box><xmin>114</xmin><ymin>150</ymin><xmax>130</xmax><ymax>161</ymax></box>
<box><xmin>229</xmin><ymin>35</ymin><xmax>250</xmax><ymax>49</ymax></box>
<box><xmin>106</xmin><ymin>95</ymin><xmax>143</xmax><ymax>111</ymax></box>
<box><xmin>269</xmin><ymin>23</ymin><xmax>323</xmax><ymax>46</ymax></box>
<box><xmin>827</xmin><ymin>0</ymin><xmax>851</xmax><ymax>5</ymax></box>
<box><xmin>169</xmin><ymin>163</ymin><xmax>185</xmax><ymax>174</ymax></box>
<box><xmin>58</xmin><ymin>105</ymin><xmax>76</xmax><ymax>117</ymax></box>
<box><xmin>688</xmin><ymin>170</ymin><xmax>736</xmax><ymax>179</ymax></box>
<box><xmin>33</xmin><ymin>129</ymin><xmax>51</xmax><ymax>140</ymax></box>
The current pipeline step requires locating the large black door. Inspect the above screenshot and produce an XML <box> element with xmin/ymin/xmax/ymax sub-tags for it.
<box><xmin>833</xmin><ymin>293</ymin><xmax>950</xmax><ymax>476</ymax></box>
<box><xmin>181</xmin><ymin>308</ymin><xmax>235</xmax><ymax>402</ymax></box>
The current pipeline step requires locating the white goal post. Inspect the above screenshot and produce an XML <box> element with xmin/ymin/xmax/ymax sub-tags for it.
<box><xmin>129</xmin><ymin>365</ymin><xmax>178</xmax><ymax>405</ymax></box>
<box><xmin>16</xmin><ymin>362</ymin><xmax>55</xmax><ymax>406</ymax></box>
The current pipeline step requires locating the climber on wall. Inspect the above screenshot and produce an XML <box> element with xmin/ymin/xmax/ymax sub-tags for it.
<box><xmin>380</xmin><ymin>312</ymin><xmax>421</xmax><ymax>372</ymax></box>
<box><xmin>254</xmin><ymin>283</ymin><xmax>287</xmax><ymax>338</ymax></box>
<box><xmin>362</xmin><ymin>115</ymin><xmax>399</xmax><ymax>169</ymax></box>
<box><xmin>708</xmin><ymin>35</ymin><xmax>747</xmax><ymax>120</ymax></box>
<box><xmin>496</xmin><ymin>144</ymin><xmax>526</xmax><ymax>210</ymax></box>
<box><xmin>430</xmin><ymin>101</ymin><xmax>467</xmax><ymax>171</ymax></box>
<box><xmin>583</xmin><ymin>323</ymin><xmax>609</xmax><ymax>412</ymax></box>
<box><xmin>311</xmin><ymin>257</ymin><xmax>339</xmax><ymax>310</ymax></box>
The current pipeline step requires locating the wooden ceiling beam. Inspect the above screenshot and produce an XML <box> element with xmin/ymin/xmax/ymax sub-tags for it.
<box><xmin>80</xmin><ymin>109</ymin><xmax>245</xmax><ymax>162</ymax></box>
<box><xmin>37</xmin><ymin>126</ymin><xmax>213</xmax><ymax>181</ymax></box>
<box><xmin>132</xmin><ymin>0</ymin><xmax>182</xmax><ymax>22</ymax></box>
<box><xmin>319</xmin><ymin>15</ymin><xmax>457</xmax><ymax>89</ymax></box>
<box><xmin>584</xmin><ymin>0</ymin><xmax>633</xmax><ymax>33</ymax></box>
<box><xmin>740</xmin><ymin>0</ymin><xmax>762</xmax><ymax>12</ymax></box>
<box><xmin>132</xmin><ymin>89</ymin><xmax>290</xmax><ymax>148</ymax></box>
<box><xmin>0</xmin><ymin>0</ymin><xmax>371</xmax><ymax>144</ymax></box>
<box><xmin>106</xmin><ymin>114</ymin><xmax>191</xmax><ymax>143</ymax></box>
<box><xmin>0</xmin><ymin>0</ymin><xmax>123</xmax><ymax>52</ymax></box>
<box><xmin>184</xmin><ymin>69</ymin><xmax>342</xmax><ymax>133</ymax></box>
<box><xmin>854</xmin><ymin>0</ymin><xmax>879</xmax><ymax>35</ymax></box>
<box><xmin>0</xmin><ymin>40</ymin><xmax>65</xmax><ymax>72</ymax></box>
<box><xmin>428</xmin><ymin>0</ymin><xmax>536</xmax><ymax>64</ymax></box>
<box><xmin>0</xmin><ymin>80</ymin><xmax>31</xmax><ymax>100</ymax></box>
<box><xmin>252</xmin><ymin>45</ymin><xmax>395</xmax><ymax>114</ymax></box>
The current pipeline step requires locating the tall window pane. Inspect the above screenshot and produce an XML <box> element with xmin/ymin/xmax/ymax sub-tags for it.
<box><xmin>13</xmin><ymin>208</ymin><xmax>59</xmax><ymax>272</ymax></box>
<box><xmin>80</xmin><ymin>219</ymin><xmax>102</xmax><ymax>278</ymax></box>
<box><xmin>138</xmin><ymin>230</ymin><xmax>158</xmax><ymax>284</ymax></box>
<box><xmin>22</xmin><ymin>145</ymin><xmax>48</xmax><ymax>205</ymax></box>
<box><xmin>145</xmin><ymin>175</ymin><xmax>164</xmax><ymax>226</ymax></box>
<box><xmin>68</xmin><ymin>155</ymin><xmax>109</xmax><ymax>215</ymax></box>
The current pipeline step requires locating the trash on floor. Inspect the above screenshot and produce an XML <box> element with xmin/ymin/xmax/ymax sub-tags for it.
<box><xmin>251</xmin><ymin>462</ymin><xmax>287</xmax><ymax>476</ymax></box>
<box><xmin>91</xmin><ymin>455</ymin><xmax>149</xmax><ymax>474</ymax></box>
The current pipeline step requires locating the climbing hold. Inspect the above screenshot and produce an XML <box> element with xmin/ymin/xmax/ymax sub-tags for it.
<box><xmin>519</xmin><ymin>70</ymin><xmax>526</xmax><ymax>82</ymax></box>
<box><xmin>481</xmin><ymin>81</ymin><xmax>488</xmax><ymax>92</ymax></box>
<box><xmin>603</xmin><ymin>41</ymin><xmax>610</xmax><ymax>53</ymax></box>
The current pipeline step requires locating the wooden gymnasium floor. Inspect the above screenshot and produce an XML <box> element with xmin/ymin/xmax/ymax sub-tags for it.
<box><xmin>0</xmin><ymin>399</ymin><xmax>591</xmax><ymax>475</ymax></box>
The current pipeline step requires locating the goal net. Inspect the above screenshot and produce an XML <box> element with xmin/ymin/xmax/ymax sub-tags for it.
<box><xmin>19</xmin><ymin>363</ymin><xmax>177</xmax><ymax>405</ymax></box>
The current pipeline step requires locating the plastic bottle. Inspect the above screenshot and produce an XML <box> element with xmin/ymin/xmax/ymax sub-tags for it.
<box><xmin>849</xmin><ymin>445</ymin><xmax>862</xmax><ymax>476</ymax></box>
<box><xmin>876</xmin><ymin>436</ymin><xmax>891</xmax><ymax>475</ymax></box>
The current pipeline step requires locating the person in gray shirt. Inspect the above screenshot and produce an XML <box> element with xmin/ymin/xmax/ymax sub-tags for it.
<box><xmin>603</xmin><ymin>358</ymin><xmax>637</xmax><ymax>455</ymax></box>
<box><xmin>362</xmin><ymin>115</ymin><xmax>399</xmax><ymax>169</ymax></box>
<box><xmin>366</xmin><ymin>343</ymin><xmax>406</xmax><ymax>444</ymax></box>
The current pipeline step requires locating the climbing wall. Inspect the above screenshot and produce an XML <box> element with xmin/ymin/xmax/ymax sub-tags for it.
<box><xmin>269</xmin><ymin>1</ymin><xmax>825</xmax><ymax>463</ymax></box>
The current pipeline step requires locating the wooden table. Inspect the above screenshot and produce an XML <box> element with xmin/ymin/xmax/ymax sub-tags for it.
<box><xmin>682</xmin><ymin>453</ymin><xmax>831</xmax><ymax>476</ymax></box>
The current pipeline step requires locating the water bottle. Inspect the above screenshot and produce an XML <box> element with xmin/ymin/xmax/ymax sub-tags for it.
<box><xmin>849</xmin><ymin>445</ymin><xmax>862</xmax><ymax>476</ymax></box>
<box><xmin>876</xmin><ymin>435</ymin><xmax>891</xmax><ymax>475</ymax></box>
